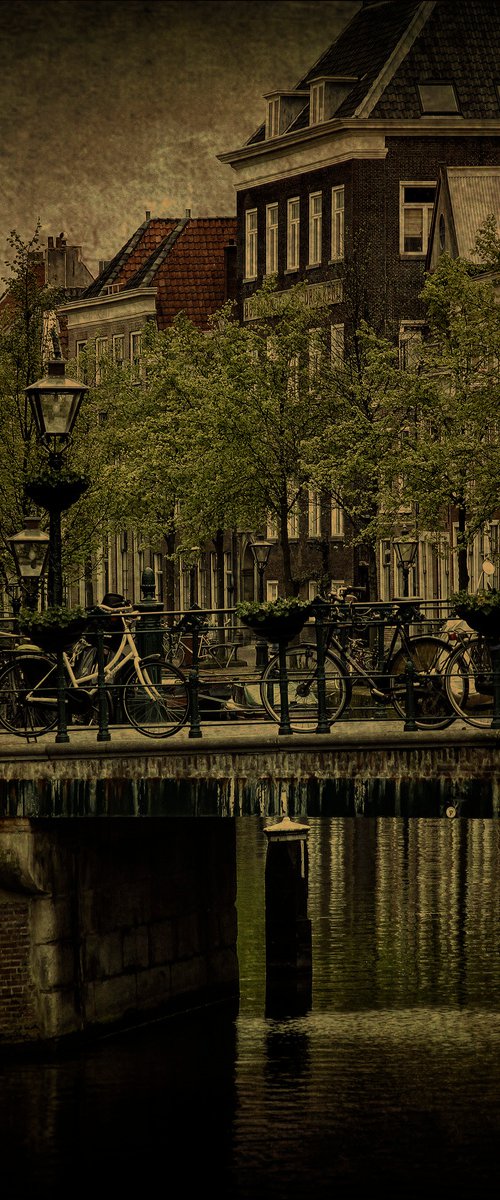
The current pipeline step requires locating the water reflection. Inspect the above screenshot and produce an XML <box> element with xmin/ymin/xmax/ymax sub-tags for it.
<box><xmin>1</xmin><ymin>818</ymin><xmax>499</xmax><ymax>1199</ymax></box>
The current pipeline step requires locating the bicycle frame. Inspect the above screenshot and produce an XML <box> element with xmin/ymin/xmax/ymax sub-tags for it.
<box><xmin>324</xmin><ymin>612</ymin><xmax>415</xmax><ymax>690</ymax></box>
<box><xmin>26</xmin><ymin>616</ymin><xmax>162</xmax><ymax>705</ymax></box>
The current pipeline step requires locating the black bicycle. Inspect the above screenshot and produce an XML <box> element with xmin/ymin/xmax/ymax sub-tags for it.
<box><xmin>259</xmin><ymin>593</ymin><xmax>457</xmax><ymax>732</ymax></box>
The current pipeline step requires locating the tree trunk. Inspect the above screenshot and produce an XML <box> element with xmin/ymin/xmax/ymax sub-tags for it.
<box><xmin>279</xmin><ymin>503</ymin><xmax>296</xmax><ymax>596</ymax></box>
<box><xmin>214</xmin><ymin>528</ymin><xmax>226</xmax><ymax>636</ymax></box>
<box><xmin>457</xmin><ymin>505</ymin><xmax>469</xmax><ymax>592</ymax></box>
<box><xmin>164</xmin><ymin>530</ymin><xmax>176</xmax><ymax>614</ymax></box>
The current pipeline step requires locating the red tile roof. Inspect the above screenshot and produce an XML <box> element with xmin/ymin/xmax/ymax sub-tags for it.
<box><xmin>82</xmin><ymin>216</ymin><xmax>237</xmax><ymax>330</ymax></box>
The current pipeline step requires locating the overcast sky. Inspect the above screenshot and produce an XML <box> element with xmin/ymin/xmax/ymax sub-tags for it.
<box><xmin>0</xmin><ymin>0</ymin><xmax>359</xmax><ymax>276</ymax></box>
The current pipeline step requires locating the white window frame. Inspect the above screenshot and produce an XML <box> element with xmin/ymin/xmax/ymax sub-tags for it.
<box><xmin>287</xmin><ymin>197</ymin><xmax>300</xmax><ymax>271</ymax></box>
<box><xmin>266</xmin><ymin>514</ymin><xmax>279</xmax><ymax>540</ymax></box>
<box><xmin>331</xmin><ymin>185</ymin><xmax>344</xmax><ymax>261</ymax></box>
<box><xmin>400</xmin><ymin>181</ymin><xmax>435</xmax><ymax>257</ymax></box>
<box><xmin>245</xmin><ymin>209</ymin><xmax>258</xmax><ymax>280</ymax></box>
<box><xmin>267</xmin><ymin>97</ymin><xmax>280</xmax><ymax>139</ymax></box>
<box><xmin>310</xmin><ymin>81</ymin><xmax>325</xmax><ymax>125</ymax></box>
<box><xmin>308</xmin><ymin>192</ymin><xmax>322</xmax><ymax>266</ymax></box>
<box><xmin>112</xmin><ymin>333</ymin><xmax>125</xmax><ymax>365</ymax></box>
<box><xmin>287</xmin><ymin>501</ymin><xmax>300</xmax><ymax>540</ymax></box>
<box><xmin>308</xmin><ymin>489</ymin><xmax>322</xmax><ymax>538</ymax></box>
<box><xmin>399</xmin><ymin>321</ymin><xmax>425</xmax><ymax>370</ymax></box>
<box><xmin>331</xmin><ymin>501</ymin><xmax>344</xmax><ymax>538</ymax></box>
<box><xmin>266</xmin><ymin>203</ymin><xmax>279</xmax><ymax>275</ymax></box>
<box><xmin>95</xmin><ymin>336</ymin><xmax>108</xmax><ymax>384</ymax></box>
<box><xmin>130</xmin><ymin>331</ymin><xmax>142</xmax><ymax>378</ymax></box>
<box><xmin>266</xmin><ymin>579</ymin><xmax>279</xmax><ymax>602</ymax></box>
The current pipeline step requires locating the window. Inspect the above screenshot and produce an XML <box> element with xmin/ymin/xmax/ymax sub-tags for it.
<box><xmin>400</xmin><ymin>183</ymin><xmax>435</xmax><ymax>255</ymax></box>
<box><xmin>266</xmin><ymin>515</ymin><xmax>279</xmax><ymax>540</ymax></box>
<box><xmin>309</xmin><ymin>329</ymin><xmax>323</xmax><ymax>382</ymax></box>
<box><xmin>399</xmin><ymin>322</ymin><xmax>425</xmax><ymax>370</ymax></box>
<box><xmin>310</xmin><ymin>81</ymin><xmax>325</xmax><ymax>125</ymax></box>
<box><xmin>95</xmin><ymin>337</ymin><xmax>108</xmax><ymax>384</ymax></box>
<box><xmin>308</xmin><ymin>490</ymin><xmax>322</xmax><ymax>537</ymax></box>
<box><xmin>266</xmin><ymin>579</ymin><xmax>279</xmax><ymax>602</ymax></box>
<box><xmin>266</xmin><ymin>204</ymin><xmax>278</xmax><ymax>275</ymax></box>
<box><xmin>267</xmin><ymin>97</ymin><xmax>280</xmax><ymax>138</ymax></box>
<box><xmin>287</xmin><ymin>197</ymin><xmax>300</xmax><ymax>271</ymax></box>
<box><xmin>418</xmin><ymin>82</ymin><xmax>458</xmax><ymax>114</ymax></box>
<box><xmin>287</xmin><ymin>504</ymin><xmax>300</xmax><ymax>540</ymax></box>
<box><xmin>308</xmin><ymin>192</ymin><xmax>322</xmax><ymax>266</ymax></box>
<box><xmin>130</xmin><ymin>331</ymin><xmax>142</xmax><ymax>378</ymax></box>
<box><xmin>331</xmin><ymin>500</ymin><xmax>344</xmax><ymax>538</ymax></box>
<box><xmin>112</xmin><ymin>334</ymin><xmax>125</xmax><ymax>365</ymax></box>
<box><xmin>245</xmin><ymin>209</ymin><xmax>258</xmax><ymax>279</ymax></box>
<box><xmin>331</xmin><ymin>324</ymin><xmax>344</xmax><ymax>363</ymax></box>
<box><xmin>76</xmin><ymin>340</ymin><xmax>87</xmax><ymax>382</ymax></box>
<box><xmin>331</xmin><ymin>186</ymin><xmax>344</xmax><ymax>261</ymax></box>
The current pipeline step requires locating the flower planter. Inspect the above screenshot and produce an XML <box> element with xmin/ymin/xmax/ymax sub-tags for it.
<box><xmin>240</xmin><ymin>613</ymin><xmax>310</xmax><ymax>643</ymax></box>
<box><xmin>453</xmin><ymin>607</ymin><xmax>500</xmax><ymax>640</ymax></box>
<box><xmin>25</xmin><ymin>476</ymin><xmax>89</xmax><ymax>512</ymax></box>
<box><xmin>19</xmin><ymin>616</ymin><xmax>88</xmax><ymax>653</ymax></box>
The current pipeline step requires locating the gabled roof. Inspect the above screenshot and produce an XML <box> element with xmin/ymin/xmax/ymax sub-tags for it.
<box><xmin>80</xmin><ymin>215</ymin><xmax>237</xmax><ymax>330</ymax></box>
<box><xmin>242</xmin><ymin>0</ymin><xmax>500</xmax><ymax>149</ymax></box>
<box><xmin>427</xmin><ymin>166</ymin><xmax>500</xmax><ymax>269</ymax></box>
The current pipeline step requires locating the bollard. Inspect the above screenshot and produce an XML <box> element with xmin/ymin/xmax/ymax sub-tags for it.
<box><xmin>311</xmin><ymin>595</ymin><xmax>331</xmax><ymax>734</ymax></box>
<box><xmin>137</xmin><ymin>567</ymin><xmax>164</xmax><ymax>659</ymax></box>
<box><xmin>264</xmin><ymin>816</ymin><xmax>312</xmax><ymax>1016</ymax></box>
<box><xmin>404</xmin><ymin>658</ymin><xmax>418</xmax><ymax>731</ymax></box>
<box><xmin>96</xmin><ymin>621</ymin><xmax>111</xmax><ymax>742</ymax></box>
<box><xmin>55</xmin><ymin>646</ymin><xmax>70</xmax><ymax>744</ymax></box>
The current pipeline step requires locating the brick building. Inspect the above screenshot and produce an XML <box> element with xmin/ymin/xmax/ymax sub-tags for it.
<box><xmin>218</xmin><ymin>0</ymin><xmax>500</xmax><ymax>602</ymax></box>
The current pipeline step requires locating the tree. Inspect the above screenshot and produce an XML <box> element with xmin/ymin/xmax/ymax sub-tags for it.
<box><xmin>396</xmin><ymin>249</ymin><xmax>500</xmax><ymax>591</ymax></box>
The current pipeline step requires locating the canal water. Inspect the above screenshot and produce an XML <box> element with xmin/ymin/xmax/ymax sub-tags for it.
<box><xmin>1</xmin><ymin>817</ymin><xmax>499</xmax><ymax>1199</ymax></box>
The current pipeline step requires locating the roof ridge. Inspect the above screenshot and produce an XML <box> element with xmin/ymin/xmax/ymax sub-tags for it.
<box><xmin>353</xmin><ymin>1</ymin><xmax>435</xmax><ymax>117</ymax></box>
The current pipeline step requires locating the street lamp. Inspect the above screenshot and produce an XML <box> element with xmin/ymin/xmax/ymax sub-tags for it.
<box><xmin>249</xmin><ymin>536</ymin><xmax>272</xmax><ymax>667</ymax></box>
<box><xmin>25</xmin><ymin>336</ymin><xmax>89</xmax><ymax>605</ymax></box>
<box><xmin>394</xmin><ymin>532</ymin><xmax>418</xmax><ymax>598</ymax></box>
<box><xmin>7</xmin><ymin>517</ymin><xmax>50</xmax><ymax>612</ymax></box>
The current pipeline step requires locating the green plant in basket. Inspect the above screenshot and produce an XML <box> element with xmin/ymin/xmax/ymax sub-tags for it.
<box><xmin>19</xmin><ymin>604</ymin><xmax>88</xmax><ymax>650</ymax></box>
<box><xmin>451</xmin><ymin>587</ymin><xmax>500</xmax><ymax>635</ymax></box>
<box><xmin>236</xmin><ymin>597</ymin><xmax>312</xmax><ymax>624</ymax></box>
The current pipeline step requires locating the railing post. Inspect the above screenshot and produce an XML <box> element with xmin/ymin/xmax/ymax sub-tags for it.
<box><xmin>311</xmin><ymin>595</ymin><xmax>330</xmax><ymax>734</ymax></box>
<box><xmin>404</xmin><ymin>658</ymin><xmax>418</xmax><ymax>732</ymax></box>
<box><xmin>180</xmin><ymin>605</ymin><xmax>205</xmax><ymax>739</ymax></box>
<box><xmin>54</xmin><ymin>645</ymin><xmax>70</xmax><ymax>744</ymax></box>
<box><xmin>96</xmin><ymin>620</ymin><xmax>111</xmax><ymax>742</ymax></box>
<box><xmin>489</xmin><ymin>639</ymin><xmax>500</xmax><ymax>729</ymax></box>
<box><xmin>277</xmin><ymin>640</ymin><xmax>293</xmax><ymax>736</ymax></box>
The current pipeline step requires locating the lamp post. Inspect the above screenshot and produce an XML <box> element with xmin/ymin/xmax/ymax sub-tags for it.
<box><xmin>25</xmin><ymin>336</ymin><xmax>88</xmax><ymax>605</ymax></box>
<box><xmin>394</xmin><ymin>532</ymin><xmax>418</xmax><ymax>598</ymax></box>
<box><xmin>7</xmin><ymin>517</ymin><xmax>50</xmax><ymax>612</ymax></box>
<box><xmin>249</xmin><ymin>536</ymin><xmax>272</xmax><ymax>667</ymax></box>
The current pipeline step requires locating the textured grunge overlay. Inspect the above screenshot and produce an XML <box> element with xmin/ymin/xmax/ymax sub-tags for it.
<box><xmin>0</xmin><ymin>0</ymin><xmax>358</xmax><ymax>273</ymax></box>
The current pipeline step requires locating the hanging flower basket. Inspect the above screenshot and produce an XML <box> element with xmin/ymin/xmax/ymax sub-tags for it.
<box><xmin>451</xmin><ymin>589</ymin><xmax>500</xmax><ymax>639</ymax></box>
<box><xmin>18</xmin><ymin>605</ymin><xmax>88</xmax><ymax>652</ymax></box>
<box><xmin>236</xmin><ymin>598</ymin><xmax>312</xmax><ymax>643</ymax></box>
<box><xmin>25</xmin><ymin>472</ymin><xmax>90</xmax><ymax>512</ymax></box>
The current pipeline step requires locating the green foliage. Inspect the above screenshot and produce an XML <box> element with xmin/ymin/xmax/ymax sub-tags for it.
<box><xmin>451</xmin><ymin>588</ymin><xmax>500</xmax><ymax>615</ymax></box>
<box><xmin>235</xmin><ymin>597</ymin><xmax>311</xmax><ymax>622</ymax></box>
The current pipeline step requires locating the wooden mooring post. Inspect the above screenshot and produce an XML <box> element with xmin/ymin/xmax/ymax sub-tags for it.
<box><xmin>264</xmin><ymin>816</ymin><xmax>312</xmax><ymax>1015</ymax></box>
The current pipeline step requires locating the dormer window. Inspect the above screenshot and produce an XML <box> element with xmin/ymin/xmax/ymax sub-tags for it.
<box><xmin>310</xmin><ymin>82</ymin><xmax>325</xmax><ymax>125</ymax></box>
<box><xmin>418</xmin><ymin>82</ymin><xmax>459</xmax><ymax>114</ymax></box>
<box><xmin>267</xmin><ymin>96</ymin><xmax>280</xmax><ymax>139</ymax></box>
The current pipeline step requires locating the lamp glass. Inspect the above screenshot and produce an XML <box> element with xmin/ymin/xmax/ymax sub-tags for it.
<box><xmin>250</xmin><ymin>539</ymin><xmax>272</xmax><ymax>568</ymax></box>
<box><xmin>395</xmin><ymin>537</ymin><xmax>418</xmax><ymax>568</ymax></box>
<box><xmin>26</xmin><ymin>358</ymin><xmax>88</xmax><ymax>440</ymax></box>
<box><xmin>8</xmin><ymin>520</ymin><xmax>49</xmax><ymax>579</ymax></box>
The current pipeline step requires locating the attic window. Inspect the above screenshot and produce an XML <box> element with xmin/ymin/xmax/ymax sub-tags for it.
<box><xmin>418</xmin><ymin>82</ymin><xmax>459</xmax><ymax>114</ymax></box>
<box><xmin>310</xmin><ymin>82</ymin><xmax>325</xmax><ymax>125</ymax></box>
<box><xmin>267</xmin><ymin>97</ymin><xmax>280</xmax><ymax>138</ymax></box>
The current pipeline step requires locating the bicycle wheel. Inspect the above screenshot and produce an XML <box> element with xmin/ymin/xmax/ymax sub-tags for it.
<box><xmin>200</xmin><ymin>641</ymin><xmax>234</xmax><ymax>669</ymax></box>
<box><xmin>445</xmin><ymin>636</ymin><xmax>495</xmax><ymax>728</ymax></box>
<box><xmin>260</xmin><ymin>644</ymin><xmax>348</xmax><ymax>731</ymax></box>
<box><xmin>162</xmin><ymin>629</ymin><xmax>185</xmax><ymax>667</ymax></box>
<box><xmin>388</xmin><ymin>636</ymin><xmax>458</xmax><ymax>729</ymax></box>
<box><xmin>123</xmin><ymin>657</ymin><xmax>190</xmax><ymax>737</ymax></box>
<box><xmin>0</xmin><ymin>653</ymin><xmax>58</xmax><ymax>737</ymax></box>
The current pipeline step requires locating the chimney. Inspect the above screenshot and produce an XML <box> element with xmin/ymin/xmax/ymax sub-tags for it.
<box><xmin>185</xmin><ymin>208</ymin><xmax>191</xmax><ymax>219</ymax></box>
<box><xmin>145</xmin><ymin>210</ymin><xmax>151</xmax><ymax>221</ymax></box>
<box><xmin>47</xmin><ymin>236</ymin><xmax>54</xmax><ymax>249</ymax></box>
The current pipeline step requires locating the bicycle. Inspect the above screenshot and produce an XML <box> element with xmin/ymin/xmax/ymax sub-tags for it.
<box><xmin>0</xmin><ymin>598</ymin><xmax>191</xmax><ymax>739</ymax></box>
<box><xmin>444</xmin><ymin>628</ymin><xmax>498</xmax><ymax>727</ymax></box>
<box><xmin>163</xmin><ymin>615</ymin><xmax>242</xmax><ymax>669</ymax></box>
<box><xmin>259</xmin><ymin>592</ymin><xmax>458</xmax><ymax>732</ymax></box>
